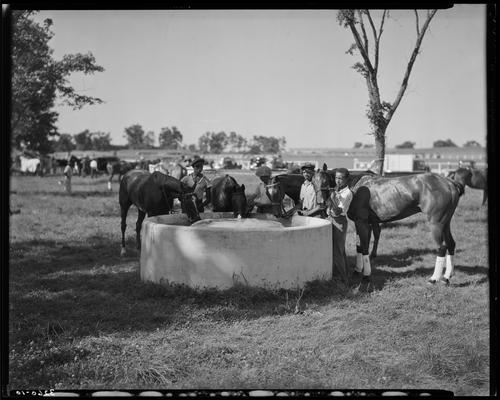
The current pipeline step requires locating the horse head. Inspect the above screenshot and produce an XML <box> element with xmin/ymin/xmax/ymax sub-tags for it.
<box><xmin>231</xmin><ymin>183</ymin><xmax>248</xmax><ymax>218</ymax></box>
<box><xmin>448</xmin><ymin>167</ymin><xmax>471</xmax><ymax>195</ymax></box>
<box><xmin>265</xmin><ymin>176</ymin><xmax>286</xmax><ymax>218</ymax></box>
<box><xmin>154</xmin><ymin>173</ymin><xmax>201</xmax><ymax>223</ymax></box>
<box><xmin>312</xmin><ymin>164</ymin><xmax>334</xmax><ymax>206</ymax></box>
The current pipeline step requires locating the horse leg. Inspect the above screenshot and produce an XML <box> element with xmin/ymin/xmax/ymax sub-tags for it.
<box><xmin>354</xmin><ymin>220</ymin><xmax>372</xmax><ymax>289</ymax></box>
<box><xmin>428</xmin><ymin>222</ymin><xmax>447</xmax><ymax>284</ymax></box>
<box><xmin>442</xmin><ymin>221</ymin><xmax>456</xmax><ymax>284</ymax></box>
<box><xmin>108</xmin><ymin>174</ymin><xmax>113</xmax><ymax>191</ymax></box>
<box><xmin>370</xmin><ymin>221</ymin><xmax>381</xmax><ymax>258</ymax></box>
<box><xmin>120</xmin><ymin>203</ymin><xmax>131</xmax><ymax>256</ymax></box>
<box><xmin>136</xmin><ymin>210</ymin><xmax>146</xmax><ymax>251</ymax></box>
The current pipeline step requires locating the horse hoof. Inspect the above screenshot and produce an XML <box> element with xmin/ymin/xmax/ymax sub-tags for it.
<box><xmin>427</xmin><ymin>278</ymin><xmax>438</xmax><ymax>285</ymax></box>
<box><xmin>440</xmin><ymin>277</ymin><xmax>450</xmax><ymax>285</ymax></box>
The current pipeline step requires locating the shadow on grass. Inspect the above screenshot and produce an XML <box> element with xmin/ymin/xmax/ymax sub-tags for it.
<box><xmin>25</xmin><ymin>190</ymin><xmax>116</xmax><ymax>198</ymax></box>
<box><xmin>380</xmin><ymin>220</ymin><xmax>423</xmax><ymax>230</ymax></box>
<box><xmin>9</xmin><ymin>236</ymin><xmax>350</xmax><ymax>343</ymax></box>
<box><xmin>9</xmin><ymin>233</ymin><xmax>490</xmax><ymax>344</ymax></box>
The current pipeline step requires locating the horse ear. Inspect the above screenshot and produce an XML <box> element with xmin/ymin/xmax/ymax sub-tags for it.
<box><xmin>322</xmin><ymin>163</ymin><xmax>327</xmax><ymax>172</ymax></box>
<box><xmin>241</xmin><ymin>184</ymin><xmax>245</xmax><ymax>191</ymax></box>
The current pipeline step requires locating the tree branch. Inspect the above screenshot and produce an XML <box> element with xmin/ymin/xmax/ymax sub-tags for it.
<box><xmin>414</xmin><ymin>10</ymin><xmax>420</xmax><ymax>36</ymax></box>
<box><xmin>347</xmin><ymin>19</ymin><xmax>375</xmax><ymax>75</ymax></box>
<box><xmin>357</xmin><ymin>10</ymin><xmax>370</xmax><ymax>57</ymax></box>
<box><xmin>365</xmin><ymin>10</ymin><xmax>379</xmax><ymax>73</ymax></box>
<box><xmin>386</xmin><ymin>9</ymin><xmax>437</xmax><ymax>123</ymax></box>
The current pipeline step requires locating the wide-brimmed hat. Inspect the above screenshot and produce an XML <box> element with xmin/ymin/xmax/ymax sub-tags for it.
<box><xmin>300</xmin><ymin>163</ymin><xmax>315</xmax><ymax>172</ymax></box>
<box><xmin>190</xmin><ymin>158</ymin><xmax>205</xmax><ymax>167</ymax></box>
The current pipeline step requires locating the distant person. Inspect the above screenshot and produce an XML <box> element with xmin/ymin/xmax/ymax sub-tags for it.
<box><xmin>325</xmin><ymin>168</ymin><xmax>353</xmax><ymax>286</ymax></box>
<box><xmin>181</xmin><ymin>158</ymin><xmax>211</xmax><ymax>212</ymax></box>
<box><xmin>63</xmin><ymin>162</ymin><xmax>73</xmax><ymax>194</ymax></box>
<box><xmin>247</xmin><ymin>166</ymin><xmax>274</xmax><ymax>213</ymax></box>
<box><xmin>90</xmin><ymin>159</ymin><xmax>98</xmax><ymax>178</ymax></box>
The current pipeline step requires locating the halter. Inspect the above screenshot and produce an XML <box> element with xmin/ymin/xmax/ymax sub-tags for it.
<box><xmin>312</xmin><ymin>173</ymin><xmax>334</xmax><ymax>205</ymax></box>
<box><xmin>264</xmin><ymin>181</ymin><xmax>287</xmax><ymax>217</ymax></box>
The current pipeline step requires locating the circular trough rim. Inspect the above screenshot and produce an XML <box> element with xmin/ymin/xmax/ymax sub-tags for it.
<box><xmin>145</xmin><ymin>212</ymin><xmax>331</xmax><ymax>232</ymax></box>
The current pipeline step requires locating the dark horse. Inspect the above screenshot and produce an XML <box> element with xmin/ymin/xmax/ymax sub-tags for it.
<box><xmin>314</xmin><ymin>167</ymin><xmax>465</xmax><ymax>285</ymax></box>
<box><xmin>267</xmin><ymin>169</ymin><xmax>381</xmax><ymax>257</ymax></box>
<box><xmin>119</xmin><ymin>170</ymin><xmax>201</xmax><ymax>256</ymax></box>
<box><xmin>448</xmin><ymin>167</ymin><xmax>487</xmax><ymax>205</ymax></box>
<box><xmin>208</xmin><ymin>175</ymin><xmax>248</xmax><ymax>218</ymax></box>
<box><xmin>107</xmin><ymin>160</ymin><xmax>137</xmax><ymax>190</ymax></box>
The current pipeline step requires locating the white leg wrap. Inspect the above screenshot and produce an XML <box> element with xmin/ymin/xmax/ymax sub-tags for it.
<box><xmin>443</xmin><ymin>254</ymin><xmax>454</xmax><ymax>280</ymax></box>
<box><xmin>354</xmin><ymin>253</ymin><xmax>363</xmax><ymax>273</ymax></box>
<box><xmin>107</xmin><ymin>181</ymin><xmax>112</xmax><ymax>191</ymax></box>
<box><xmin>429</xmin><ymin>256</ymin><xmax>446</xmax><ymax>282</ymax></box>
<box><xmin>362</xmin><ymin>255</ymin><xmax>371</xmax><ymax>276</ymax></box>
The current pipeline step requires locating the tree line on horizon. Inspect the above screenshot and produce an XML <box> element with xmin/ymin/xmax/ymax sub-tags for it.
<box><xmin>51</xmin><ymin>124</ymin><xmax>288</xmax><ymax>155</ymax></box>
<box><xmin>353</xmin><ymin>139</ymin><xmax>483</xmax><ymax>150</ymax></box>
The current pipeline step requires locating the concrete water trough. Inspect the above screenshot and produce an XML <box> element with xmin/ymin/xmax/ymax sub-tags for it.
<box><xmin>140</xmin><ymin>212</ymin><xmax>332</xmax><ymax>289</ymax></box>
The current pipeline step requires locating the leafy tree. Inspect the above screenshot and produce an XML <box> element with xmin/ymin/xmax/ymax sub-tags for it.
<box><xmin>159</xmin><ymin>126</ymin><xmax>183</xmax><ymax>149</ymax></box>
<box><xmin>209</xmin><ymin>131</ymin><xmax>228</xmax><ymax>154</ymax></box>
<box><xmin>338</xmin><ymin>9</ymin><xmax>437</xmax><ymax>174</ymax></box>
<box><xmin>188</xmin><ymin>144</ymin><xmax>197</xmax><ymax>153</ymax></box>
<box><xmin>395</xmin><ymin>141</ymin><xmax>416</xmax><ymax>149</ymax></box>
<box><xmin>144</xmin><ymin>130</ymin><xmax>156</xmax><ymax>149</ymax></box>
<box><xmin>252</xmin><ymin>135</ymin><xmax>281</xmax><ymax>153</ymax></box>
<box><xmin>91</xmin><ymin>131</ymin><xmax>112</xmax><ymax>150</ymax></box>
<box><xmin>53</xmin><ymin>133</ymin><xmax>75</xmax><ymax>152</ymax></box>
<box><xmin>73</xmin><ymin>129</ymin><xmax>93</xmax><ymax>150</ymax></box>
<box><xmin>433</xmin><ymin>139</ymin><xmax>457</xmax><ymax>148</ymax></box>
<box><xmin>11</xmin><ymin>10</ymin><xmax>104</xmax><ymax>154</ymax></box>
<box><xmin>198</xmin><ymin>132</ymin><xmax>211</xmax><ymax>154</ymax></box>
<box><xmin>463</xmin><ymin>140</ymin><xmax>481</xmax><ymax>148</ymax></box>
<box><xmin>124</xmin><ymin>124</ymin><xmax>146</xmax><ymax>149</ymax></box>
<box><xmin>353</xmin><ymin>142</ymin><xmax>363</xmax><ymax>148</ymax></box>
<box><xmin>227</xmin><ymin>131</ymin><xmax>248</xmax><ymax>152</ymax></box>
<box><xmin>248</xmin><ymin>144</ymin><xmax>261</xmax><ymax>154</ymax></box>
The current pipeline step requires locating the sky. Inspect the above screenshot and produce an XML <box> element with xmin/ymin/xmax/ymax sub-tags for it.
<box><xmin>32</xmin><ymin>6</ymin><xmax>487</xmax><ymax>149</ymax></box>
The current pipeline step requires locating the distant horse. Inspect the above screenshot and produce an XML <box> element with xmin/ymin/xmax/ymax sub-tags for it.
<box><xmin>119</xmin><ymin>170</ymin><xmax>201</xmax><ymax>256</ymax></box>
<box><xmin>208</xmin><ymin>175</ymin><xmax>248</xmax><ymax>218</ymax></box>
<box><xmin>107</xmin><ymin>161</ymin><xmax>136</xmax><ymax>190</ymax></box>
<box><xmin>267</xmin><ymin>169</ymin><xmax>381</xmax><ymax>257</ymax></box>
<box><xmin>448</xmin><ymin>167</ymin><xmax>487</xmax><ymax>205</ymax></box>
<box><xmin>314</xmin><ymin>166</ymin><xmax>465</xmax><ymax>285</ymax></box>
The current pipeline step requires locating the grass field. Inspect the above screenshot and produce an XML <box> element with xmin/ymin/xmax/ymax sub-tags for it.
<box><xmin>8</xmin><ymin>172</ymin><xmax>490</xmax><ymax>395</ymax></box>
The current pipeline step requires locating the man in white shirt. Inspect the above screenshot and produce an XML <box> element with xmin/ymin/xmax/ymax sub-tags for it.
<box><xmin>296</xmin><ymin>163</ymin><xmax>324</xmax><ymax>217</ymax></box>
<box><xmin>326</xmin><ymin>168</ymin><xmax>353</xmax><ymax>286</ymax></box>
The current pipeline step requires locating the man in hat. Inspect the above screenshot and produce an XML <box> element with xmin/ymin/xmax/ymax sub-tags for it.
<box><xmin>181</xmin><ymin>157</ymin><xmax>211</xmax><ymax>212</ymax></box>
<box><xmin>297</xmin><ymin>163</ymin><xmax>324</xmax><ymax>217</ymax></box>
<box><xmin>325</xmin><ymin>167</ymin><xmax>354</xmax><ymax>286</ymax></box>
<box><xmin>247</xmin><ymin>165</ymin><xmax>275</xmax><ymax>213</ymax></box>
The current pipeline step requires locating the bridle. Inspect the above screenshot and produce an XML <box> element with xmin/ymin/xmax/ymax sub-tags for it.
<box><xmin>312</xmin><ymin>172</ymin><xmax>334</xmax><ymax>206</ymax></box>
<box><xmin>264</xmin><ymin>180</ymin><xmax>287</xmax><ymax>217</ymax></box>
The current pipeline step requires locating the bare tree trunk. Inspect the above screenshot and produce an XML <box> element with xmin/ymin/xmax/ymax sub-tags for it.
<box><xmin>374</xmin><ymin>130</ymin><xmax>386</xmax><ymax>175</ymax></box>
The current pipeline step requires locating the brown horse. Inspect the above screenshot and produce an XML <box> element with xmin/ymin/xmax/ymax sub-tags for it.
<box><xmin>208</xmin><ymin>175</ymin><xmax>248</xmax><ymax>217</ymax></box>
<box><xmin>314</xmin><ymin>167</ymin><xmax>465</xmax><ymax>285</ymax></box>
<box><xmin>267</xmin><ymin>169</ymin><xmax>381</xmax><ymax>257</ymax></box>
<box><xmin>448</xmin><ymin>167</ymin><xmax>487</xmax><ymax>205</ymax></box>
<box><xmin>119</xmin><ymin>170</ymin><xmax>201</xmax><ymax>256</ymax></box>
